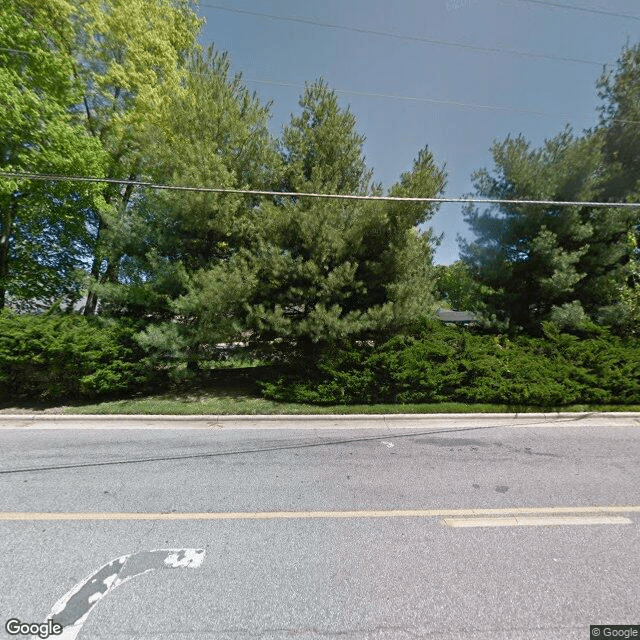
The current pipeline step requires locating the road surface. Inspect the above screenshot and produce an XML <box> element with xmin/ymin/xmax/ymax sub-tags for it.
<box><xmin>1</xmin><ymin>414</ymin><xmax>638</xmax><ymax>639</ymax></box>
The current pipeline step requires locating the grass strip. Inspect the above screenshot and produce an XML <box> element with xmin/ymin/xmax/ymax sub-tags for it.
<box><xmin>60</xmin><ymin>394</ymin><xmax>640</xmax><ymax>415</ymax></box>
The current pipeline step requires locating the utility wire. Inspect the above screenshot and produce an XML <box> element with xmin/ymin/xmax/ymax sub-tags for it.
<box><xmin>3</xmin><ymin>45</ymin><xmax>638</xmax><ymax>124</ymax></box>
<box><xmin>510</xmin><ymin>0</ymin><xmax>640</xmax><ymax>21</ymax></box>
<box><xmin>2</xmin><ymin>44</ymin><xmax>634</xmax><ymax>123</ymax></box>
<box><xmin>250</xmin><ymin>78</ymin><xmax>555</xmax><ymax>115</ymax></box>
<box><xmin>1</xmin><ymin>47</ymin><xmax>627</xmax><ymax>124</ymax></box>
<box><xmin>199</xmin><ymin>2</ymin><xmax>606</xmax><ymax>67</ymax></box>
<box><xmin>2</xmin><ymin>12</ymin><xmax>633</xmax><ymax>123</ymax></box>
<box><xmin>247</xmin><ymin>78</ymin><xmax>640</xmax><ymax>125</ymax></box>
<box><xmin>2</xmin><ymin>171</ymin><xmax>638</xmax><ymax>208</ymax></box>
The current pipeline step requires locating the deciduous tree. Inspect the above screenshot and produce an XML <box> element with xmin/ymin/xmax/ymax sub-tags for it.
<box><xmin>72</xmin><ymin>0</ymin><xmax>202</xmax><ymax>314</ymax></box>
<box><xmin>0</xmin><ymin>0</ymin><xmax>104</xmax><ymax>310</ymax></box>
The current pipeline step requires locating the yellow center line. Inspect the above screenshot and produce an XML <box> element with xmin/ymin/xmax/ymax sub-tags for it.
<box><xmin>0</xmin><ymin>505</ymin><xmax>639</xmax><ymax>520</ymax></box>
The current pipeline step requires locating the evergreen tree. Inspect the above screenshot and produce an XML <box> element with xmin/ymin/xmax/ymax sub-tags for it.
<box><xmin>115</xmin><ymin>49</ymin><xmax>280</xmax><ymax>366</ymax></box>
<box><xmin>596</xmin><ymin>43</ymin><xmax>640</xmax><ymax>332</ymax></box>
<box><xmin>598</xmin><ymin>43</ymin><xmax>640</xmax><ymax>199</ymax></box>
<box><xmin>95</xmin><ymin>47</ymin><xmax>278</xmax><ymax>321</ymax></box>
<box><xmin>460</xmin><ymin>129</ymin><xmax>614</xmax><ymax>332</ymax></box>
<box><xmin>461</xmin><ymin>42</ymin><xmax>640</xmax><ymax>334</ymax></box>
<box><xmin>221</xmin><ymin>81</ymin><xmax>447</xmax><ymax>364</ymax></box>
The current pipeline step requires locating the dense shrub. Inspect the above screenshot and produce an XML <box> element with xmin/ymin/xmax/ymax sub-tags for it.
<box><xmin>0</xmin><ymin>310</ymin><xmax>157</xmax><ymax>402</ymax></box>
<box><xmin>259</xmin><ymin>321</ymin><xmax>640</xmax><ymax>406</ymax></box>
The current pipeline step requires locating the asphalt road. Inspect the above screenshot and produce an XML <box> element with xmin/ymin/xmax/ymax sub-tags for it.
<box><xmin>1</xmin><ymin>416</ymin><xmax>639</xmax><ymax>639</ymax></box>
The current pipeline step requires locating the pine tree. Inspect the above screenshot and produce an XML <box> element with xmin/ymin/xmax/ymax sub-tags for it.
<box><xmin>596</xmin><ymin>43</ymin><xmax>640</xmax><ymax>332</ymax></box>
<box><xmin>461</xmin><ymin>42</ymin><xmax>640</xmax><ymax>334</ymax></box>
<box><xmin>228</xmin><ymin>81</ymin><xmax>446</xmax><ymax>363</ymax></box>
<box><xmin>462</xmin><ymin>130</ymin><xmax>602</xmax><ymax>331</ymax></box>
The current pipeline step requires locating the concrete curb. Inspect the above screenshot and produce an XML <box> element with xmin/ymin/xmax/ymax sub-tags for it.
<box><xmin>1</xmin><ymin>411</ymin><xmax>640</xmax><ymax>419</ymax></box>
<box><xmin>1</xmin><ymin>412</ymin><xmax>639</xmax><ymax>429</ymax></box>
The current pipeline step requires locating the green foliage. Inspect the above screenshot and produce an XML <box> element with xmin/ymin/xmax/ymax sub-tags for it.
<box><xmin>434</xmin><ymin>260</ymin><xmax>488</xmax><ymax>311</ymax></box>
<box><xmin>598</xmin><ymin>43</ymin><xmax>640</xmax><ymax>199</ymax></box>
<box><xmin>233</xmin><ymin>81</ymin><xmax>446</xmax><ymax>364</ymax></box>
<box><xmin>125</xmin><ymin>46</ymin><xmax>277</xmax><ymax>285</ymax></box>
<box><xmin>595</xmin><ymin>43</ymin><xmax>640</xmax><ymax>334</ymax></box>
<box><xmin>0</xmin><ymin>310</ymin><xmax>155</xmax><ymax>401</ymax></box>
<box><xmin>461</xmin><ymin>42</ymin><xmax>640</xmax><ymax>335</ymax></box>
<box><xmin>0</xmin><ymin>0</ymin><xmax>106</xmax><ymax>308</ymax></box>
<box><xmin>70</xmin><ymin>0</ymin><xmax>203</xmax><ymax>314</ymax></box>
<box><xmin>460</xmin><ymin>129</ymin><xmax>613</xmax><ymax>332</ymax></box>
<box><xmin>124</xmin><ymin>79</ymin><xmax>446</xmax><ymax>368</ymax></box>
<box><xmin>260</xmin><ymin>322</ymin><xmax>640</xmax><ymax>406</ymax></box>
<box><xmin>98</xmin><ymin>48</ymin><xmax>279</xmax><ymax>362</ymax></box>
<box><xmin>0</xmin><ymin>0</ymin><xmax>203</xmax><ymax>313</ymax></box>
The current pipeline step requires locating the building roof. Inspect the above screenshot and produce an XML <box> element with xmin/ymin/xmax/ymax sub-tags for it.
<box><xmin>435</xmin><ymin>308</ymin><xmax>479</xmax><ymax>324</ymax></box>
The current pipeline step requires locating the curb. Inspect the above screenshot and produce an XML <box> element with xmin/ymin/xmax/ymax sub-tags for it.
<box><xmin>1</xmin><ymin>411</ymin><xmax>640</xmax><ymax>420</ymax></box>
<box><xmin>0</xmin><ymin>412</ymin><xmax>639</xmax><ymax>429</ymax></box>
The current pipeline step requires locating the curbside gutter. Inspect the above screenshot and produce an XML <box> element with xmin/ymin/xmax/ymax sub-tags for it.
<box><xmin>0</xmin><ymin>412</ymin><xmax>639</xmax><ymax>429</ymax></box>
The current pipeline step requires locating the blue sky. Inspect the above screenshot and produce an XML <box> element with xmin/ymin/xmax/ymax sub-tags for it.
<box><xmin>195</xmin><ymin>0</ymin><xmax>638</xmax><ymax>264</ymax></box>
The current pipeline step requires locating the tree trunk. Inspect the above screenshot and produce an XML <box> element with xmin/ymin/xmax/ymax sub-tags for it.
<box><xmin>83</xmin><ymin>170</ymin><xmax>137</xmax><ymax>315</ymax></box>
<box><xmin>83</xmin><ymin>216</ymin><xmax>105</xmax><ymax>316</ymax></box>
<box><xmin>0</xmin><ymin>196</ymin><xmax>17</xmax><ymax>311</ymax></box>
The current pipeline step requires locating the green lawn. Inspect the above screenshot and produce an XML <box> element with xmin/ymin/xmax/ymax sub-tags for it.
<box><xmin>3</xmin><ymin>365</ymin><xmax>637</xmax><ymax>415</ymax></box>
<box><xmin>60</xmin><ymin>384</ymin><xmax>640</xmax><ymax>415</ymax></box>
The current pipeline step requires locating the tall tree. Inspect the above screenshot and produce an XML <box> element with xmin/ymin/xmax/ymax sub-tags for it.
<box><xmin>461</xmin><ymin>42</ymin><xmax>640</xmax><ymax>334</ymax></box>
<box><xmin>598</xmin><ymin>43</ymin><xmax>640</xmax><ymax>200</ymax></box>
<box><xmin>71</xmin><ymin>0</ymin><xmax>202</xmax><ymax>314</ymax></box>
<box><xmin>0</xmin><ymin>0</ymin><xmax>105</xmax><ymax>310</ymax></box>
<box><xmin>596</xmin><ymin>43</ymin><xmax>640</xmax><ymax>331</ymax></box>
<box><xmin>185</xmin><ymin>81</ymin><xmax>447</xmax><ymax>364</ymax></box>
<box><xmin>99</xmin><ymin>48</ymin><xmax>279</xmax><ymax>320</ymax></box>
<box><xmin>107</xmin><ymin>48</ymin><xmax>280</xmax><ymax>364</ymax></box>
<box><xmin>460</xmin><ymin>128</ymin><xmax>635</xmax><ymax>332</ymax></box>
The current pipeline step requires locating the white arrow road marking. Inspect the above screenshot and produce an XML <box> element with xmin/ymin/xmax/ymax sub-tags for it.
<box><xmin>34</xmin><ymin>548</ymin><xmax>205</xmax><ymax>640</ymax></box>
<box><xmin>381</xmin><ymin>441</ymin><xmax>394</xmax><ymax>448</ymax></box>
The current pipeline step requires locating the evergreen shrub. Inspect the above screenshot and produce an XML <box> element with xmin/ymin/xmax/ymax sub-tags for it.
<box><xmin>0</xmin><ymin>310</ymin><xmax>156</xmax><ymax>402</ymax></box>
<box><xmin>259</xmin><ymin>321</ymin><xmax>640</xmax><ymax>406</ymax></box>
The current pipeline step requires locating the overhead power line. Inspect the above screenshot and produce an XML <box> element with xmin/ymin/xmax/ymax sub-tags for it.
<box><xmin>247</xmin><ymin>78</ymin><xmax>640</xmax><ymax>125</ymax></box>
<box><xmin>200</xmin><ymin>2</ymin><xmax>605</xmax><ymax>67</ymax></box>
<box><xmin>2</xmin><ymin>172</ymin><xmax>638</xmax><ymax>208</ymax></box>
<box><xmin>511</xmin><ymin>0</ymin><xmax>640</xmax><ymax>21</ymax></box>
<box><xmin>250</xmin><ymin>78</ymin><xmax>554</xmax><ymax>115</ymax></box>
<box><xmin>2</xmin><ymin>45</ymin><xmax>637</xmax><ymax>125</ymax></box>
<box><xmin>1</xmin><ymin>46</ymin><xmax>629</xmax><ymax>124</ymax></box>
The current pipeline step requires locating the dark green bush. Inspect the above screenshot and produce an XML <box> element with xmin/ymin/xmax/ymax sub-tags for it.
<box><xmin>259</xmin><ymin>321</ymin><xmax>640</xmax><ymax>406</ymax></box>
<box><xmin>0</xmin><ymin>310</ymin><xmax>157</xmax><ymax>402</ymax></box>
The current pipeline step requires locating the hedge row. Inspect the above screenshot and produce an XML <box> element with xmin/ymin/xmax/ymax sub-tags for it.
<box><xmin>0</xmin><ymin>311</ymin><xmax>156</xmax><ymax>402</ymax></box>
<box><xmin>259</xmin><ymin>322</ymin><xmax>640</xmax><ymax>406</ymax></box>
<box><xmin>3</xmin><ymin>311</ymin><xmax>639</xmax><ymax>407</ymax></box>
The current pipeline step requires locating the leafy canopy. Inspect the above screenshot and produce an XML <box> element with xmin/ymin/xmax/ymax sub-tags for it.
<box><xmin>0</xmin><ymin>0</ymin><xmax>105</xmax><ymax>309</ymax></box>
